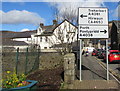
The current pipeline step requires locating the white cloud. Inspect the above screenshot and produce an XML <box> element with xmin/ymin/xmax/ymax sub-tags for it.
<box><xmin>0</xmin><ymin>10</ymin><xmax>45</xmax><ymax>25</ymax></box>
<box><xmin>49</xmin><ymin>0</ymin><xmax>105</xmax><ymax>21</ymax></box>
<box><xmin>20</xmin><ymin>28</ymin><xmax>29</xmax><ymax>32</ymax></box>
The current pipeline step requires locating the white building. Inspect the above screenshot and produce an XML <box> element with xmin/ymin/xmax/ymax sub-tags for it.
<box><xmin>32</xmin><ymin>19</ymin><xmax>78</xmax><ymax>49</ymax></box>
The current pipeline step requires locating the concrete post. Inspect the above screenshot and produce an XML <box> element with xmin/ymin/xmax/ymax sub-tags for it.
<box><xmin>64</xmin><ymin>53</ymin><xmax>75</xmax><ymax>84</ymax></box>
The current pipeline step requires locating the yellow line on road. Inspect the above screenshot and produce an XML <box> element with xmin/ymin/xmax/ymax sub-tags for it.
<box><xmin>93</xmin><ymin>56</ymin><xmax>120</xmax><ymax>80</ymax></box>
<box><xmin>100</xmin><ymin>60</ymin><xmax>120</xmax><ymax>78</ymax></box>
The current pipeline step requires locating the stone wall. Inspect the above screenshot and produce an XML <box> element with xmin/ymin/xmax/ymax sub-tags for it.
<box><xmin>39</xmin><ymin>53</ymin><xmax>63</xmax><ymax>70</ymax></box>
<box><xmin>64</xmin><ymin>53</ymin><xmax>75</xmax><ymax>84</ymax></box>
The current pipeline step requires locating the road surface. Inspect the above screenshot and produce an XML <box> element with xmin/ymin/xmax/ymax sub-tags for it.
<box><xmin>76</xmin><ymin>55</ymin><xmax>117</xmax><ymax>80</ymax></box>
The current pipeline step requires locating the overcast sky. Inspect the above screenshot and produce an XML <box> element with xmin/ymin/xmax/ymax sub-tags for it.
<box><xmin>0</xmin><ymin>0</ymin><xmax>119</xmax><ymax>31</ymax></box>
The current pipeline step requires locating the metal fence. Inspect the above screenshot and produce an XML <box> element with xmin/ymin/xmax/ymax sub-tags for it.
<box><xmin>2</xmin><ymin>47</ymin><xmax>40</xmax><ymax>76</ymax></box>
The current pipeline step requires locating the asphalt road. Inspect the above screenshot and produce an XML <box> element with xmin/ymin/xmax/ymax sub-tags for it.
<box><xmin>76</xmin><ymin>54</ymin><xmax>116</xmax><ymax>80</ymax></box>
<box><xmin>100</xmin><ymin>58</ymin><xmax>120</xmax><ymax>76</ymax></box>
<box><xmin>95</xmin><ymin>55</ymin><xmax>120</xmax><ymax>81</ymax></box>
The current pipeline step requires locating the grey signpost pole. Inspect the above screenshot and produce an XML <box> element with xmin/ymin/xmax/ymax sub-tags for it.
<box><xmin>106</xmin><ymin>39</ymin><xmax>109</xmax><ymax>80</ymax></box>
<box><xmin>79</xmin><ymin>39</ymin><xmax>82</xmax><ymax>81</ymax></box>
<box><xmin>78</xmin><ymin>8</ymin><xmax>82</xmax><ymax>81</ymax></box>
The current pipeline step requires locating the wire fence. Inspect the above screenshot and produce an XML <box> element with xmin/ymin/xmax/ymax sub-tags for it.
<box><xmin>2</xmin><ymin>47</ymin><xmax>40</xmax><ymax>77</ymax></box>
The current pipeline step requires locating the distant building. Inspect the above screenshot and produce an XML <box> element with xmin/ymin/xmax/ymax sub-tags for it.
<box><xmin>0</xmin><ymin>31</ymin><xmax>32</xmax><ymax>49</ymax></box>
<box><xmin>2</xmin><ymin>39</ymin><xmax>29</xmax><ymax>49</ymax></box>
<box><xmin>110</xmin><ymin>21</ymin><xmax>120</xmax><ymax>50</ymax></box>
<box><xmin>12</xmin><ymin>30</ymin><xmax>36</xmax><ymax>44</ymax></box>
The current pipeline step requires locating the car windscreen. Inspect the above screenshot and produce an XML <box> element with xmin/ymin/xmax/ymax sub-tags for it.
<box><xmin>111</xmin><ymin>52</ymin><xmax>120</xmax><ymax>54</ymax></box>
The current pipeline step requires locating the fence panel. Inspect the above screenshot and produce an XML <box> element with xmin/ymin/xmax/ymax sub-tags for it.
<box><xmin>25</xmin><ymin>47</ymin><xmax>40</xmax><ymax>74</ymax></box>
<box><xmin>17</xmin><ymin>48</ymin><xmax>26</xmax><ymax>74</ymax></box>
<box><xmin>2</xmin><ymin>47</ymin><xmax>40</xmax><ymax>77</ymax></box>
<box><xmin>2</xmin><ymin>47</ymin><xmax>16</xmax><ymax>78</ymax></box>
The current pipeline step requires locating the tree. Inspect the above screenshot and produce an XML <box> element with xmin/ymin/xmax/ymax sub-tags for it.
<box><xmin>51</xmin><ymin>2</ymin><xmax>78</xmax><ymax>25</ymax></box>
<box><xmin>52</xmin><ymin>20</ymin><xmax>77</xmax><ymax>55</ymax></box>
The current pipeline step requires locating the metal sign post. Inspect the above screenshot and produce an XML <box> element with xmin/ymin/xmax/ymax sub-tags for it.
<box><xmin>106</xmin><ymin>39</ymin><xmax>109</xmax><ymax>80</ymax></box>
<box><xmin>79</xmin><ymin>39</ymin><xmax>82</xmax><ymax>81</ymax></box>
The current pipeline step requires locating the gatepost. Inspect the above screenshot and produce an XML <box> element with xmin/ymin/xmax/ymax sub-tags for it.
<box><xmin>64</xmin><ymin>53</ymin><xmax>75</xmax><ymax>84</ymax></box>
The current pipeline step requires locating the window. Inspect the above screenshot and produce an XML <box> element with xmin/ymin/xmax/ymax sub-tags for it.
<box><xmin>111</xmin><ymin>52</ymin><xmax>120</xmax><ymax>54</ymax></box>
<box><xmin>44</xmin><ymin>47</ymin><xmax>47</xmax><ymax>49</ymax></box>
<box><xmin>40</xmin><ymin>37</ymin><xmax>42</xmax><ymax>42</ymax></box>
<box><xmin>58</xmin><ymin>30</ymin><xmax>62</xmax><ymax>34</ymax></box>
<box><xmin>45</xmin><ymin>37</ymin><xmax>48</xmax><ymax>42</ymax></box>
<box><xmin>58</xmin><ymin>35</ymin><xmax>61</xmax><ymax>40</ymax></box>
<box><xmin>66</xmin><ymin>34</ymin><xmax>69</xmax><ymax>38</ymax></box>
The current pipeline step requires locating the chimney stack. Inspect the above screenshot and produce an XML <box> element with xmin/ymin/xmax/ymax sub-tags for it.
<box><xmin>53</xmin><ymin>20</ymin><xmax>57</xmax><ymax>25</ymax></box>
<box><xmin>40</xmin><ymin>23</ymin><xmax>44</xmax><ymax>28</ymax></box>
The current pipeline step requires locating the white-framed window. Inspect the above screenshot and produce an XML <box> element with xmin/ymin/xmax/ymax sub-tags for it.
<box><xmin>40</xmin><ymin>37</ymin><xmax>42</xmax><ymax>42</ymax></box>
<box><xmin>45</xmin><ymin>37</ymin><xmax>48</xmax><ymax>42</ymax></box>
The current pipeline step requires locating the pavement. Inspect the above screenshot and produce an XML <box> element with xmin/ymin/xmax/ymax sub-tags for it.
<box><xmin>65</xmin><ymin>80</ymin><xmax>120</xmax><ymax>90</ymax></box>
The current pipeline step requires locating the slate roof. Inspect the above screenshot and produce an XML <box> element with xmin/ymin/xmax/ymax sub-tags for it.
<box><xmin>0</xmin><ymin>30</ymin><xmax>37</xmax><ymax>39</ymax></box>
<box><xmin>34</xmin><ymin>25</ymin><xmax>57</xmax><ymax>37</ymax></box>
<box><xmin>2</xmin><ymin>39</ymin><xmax>28</xmax><ymax>46</ymax></box>
<box><xmin>0</xmin><ymin>31</ymin><xmax>17</xmax><ymax>39</ymax></box>
<box><xmin>37</xmin><ymin>19</ymin><xmax>77</xmax><ymax>36</ymax></box>
<box><xmin>50</xmin><ymin>19</ymin><xmax>78</xmax><ymax>32</ymax></box>
<box><xmin>0</xmin><ymin>30</ymin><xmax>35</xmax><ymax>46</ymax></box>
<box><xmin>42</xmin><ymin>25</ymin><xmax>58</xmax><ymax>35</ymax></box>
<box><xmin>12</xmin><ymin>30</ymin><xmax>37</xmax><ymax>38</ymax></box>
<box><xmin>43</xmin><ymin>25</ymin><xmax>56</xmax><ymax>33</ymax></box>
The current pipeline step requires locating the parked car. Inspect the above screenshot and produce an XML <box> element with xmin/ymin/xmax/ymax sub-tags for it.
<box><xmin>98</xmin><ymin>50</ymin><xmax>106</xmax><ymax>59</ymax></box>
<box><xmin>91</xmin><ymin>49</ymin><xmax>97</xmax><ymax>56</ymax></box>
<box><xmin>96</xmin><ymin>49</ymin><xmax>103</xmax><ymax>56</ymax></box>
<box><xmin>104</xmin><ymin>50</ymin><xmax>120</xmax><ymax>63</ymax></box>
